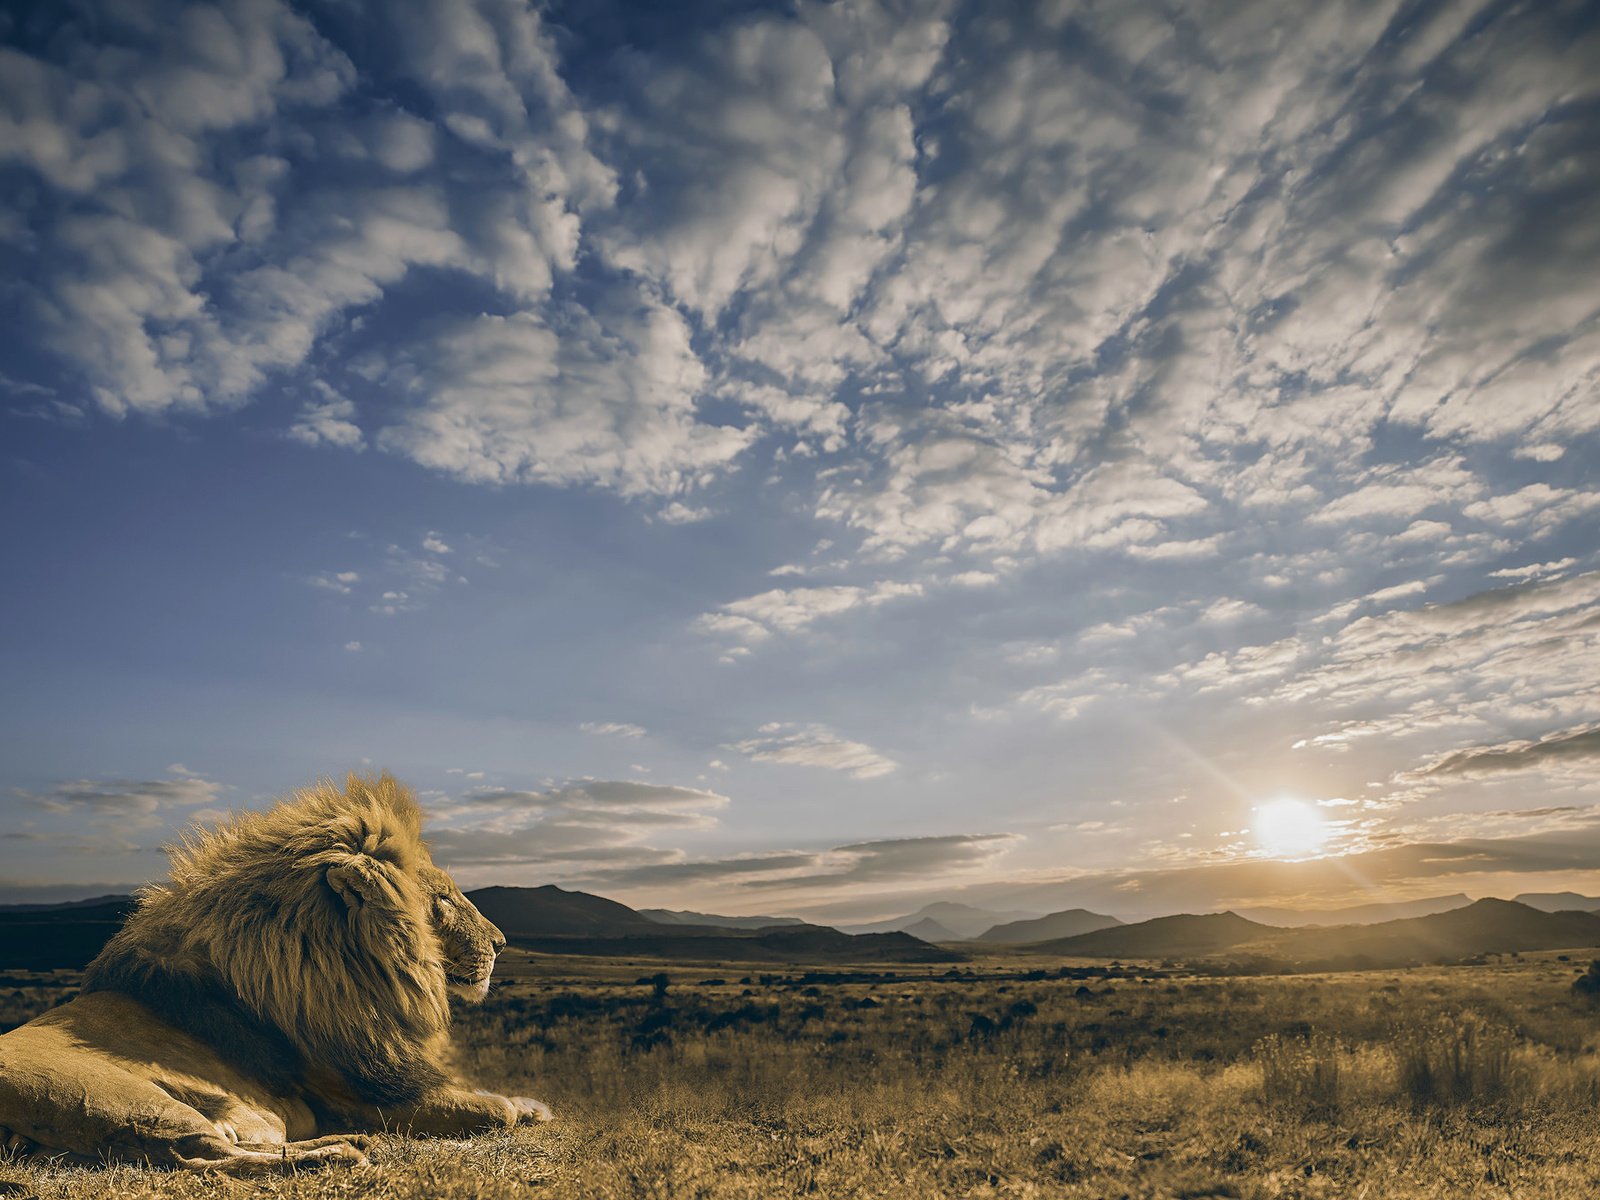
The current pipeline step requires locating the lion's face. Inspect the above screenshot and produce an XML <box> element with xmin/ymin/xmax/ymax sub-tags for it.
<box><xmin>420</xmin><ymin>865</ymin><xmax>505</xmax><ymax>1002</ymax></box>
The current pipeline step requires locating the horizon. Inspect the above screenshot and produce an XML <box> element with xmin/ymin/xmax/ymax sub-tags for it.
<box><xmin>4</xmin><ymin>0</ymin><xmax>1599</xmax><ymax>925</ymax></box>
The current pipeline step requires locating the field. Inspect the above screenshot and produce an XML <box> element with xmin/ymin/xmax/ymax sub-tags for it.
<box><xmin>5</xmin><ymin>950</ymin><xmax>1600</xmax><ymax>1198</ymax></box>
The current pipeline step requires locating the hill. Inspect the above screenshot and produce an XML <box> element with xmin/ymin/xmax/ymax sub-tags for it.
<box><xmin>1282</xmin><ymin>898</ymin><xmax>1600</xmax><ymax>964</ymax></box>
<box><xmin>0</xmin><ymin>895</ymin><xmax>137</xmax><ymax>969</ymax></box>
<box><xmin>466</xmin><ymin>886</ymin><xmax>960</xmax><ymax>962</ymax></box>
<box><xmin>506</xmin><ymin>926</ymin><xmax>963</xmax><ymax>964</ymax></box>
<box><xmin>978</xmin><ymin>908</ymin><xmax>1122</xmax><ymax>943</ymax></box>
<box><xmin>466</xmin><ymin>885</ymin><xmax>671</xmax><ymax>937</ymax></box>
<box><xmin>1513</xmin><ymin>892</ymin><xmax>1600</xmax><ymax>913</ymax></box>
<box><xmin>1033</xmin><ymin>912</ymin><xmax>1277</xmax><ymax>958</ymax></box>
<box><xmin>901</xmin><ymin>917</ymin><xmax>962</xmax><ymax>942</ymax></box>
<box><xmin>639</xmin><ymin>908</ymin><xmax>806</xmax><ymax>930</ymax></box>
<box><xmin>843</xmin><ymin>902</ymin><xmax>1042</xmax><ymax>939</ymax></box>
<box><xmin>1234</xmin><ymin>894</ymin><xmax>1472</xmax><ymax>927</ymax></box>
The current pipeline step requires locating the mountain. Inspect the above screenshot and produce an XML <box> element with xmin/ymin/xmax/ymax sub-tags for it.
<box><xmin>466</xmin><ymin>885</ymin><xmax>668</xmax><ymax>937</ymax></box>
<box><xmin>640</xmin><ymin>908</ymin><xmax>807</xmax><ymax>930</ymax></box>
<box><xmin>1033</xmin><ymin>912</ymin><xmax>1277</xmax><ymax>958</ymax></box>
<box><xmin>901</xmin><ymin>917</ymin><xmax>962</xmax><ymax>942</ymax></box>
<box><xmin>977</xmin><ymin>908</ymin><xmax>1123</xmax><ymax>943</ymax></box>
<box><xmin>1285</xmin><ymin>899</ymin><xmax>1600</xmax><ymax>963</ymax></box>
<box><xmin>0</xmin><ymin>894</ymin><xmax>138</xmax><ymax>913</ymax></box>
<box><xmin>1234</xmin><ymin>894</ymin><xmax>1472</xmax><ymax>927</ymax></box>
<box><xmin>465</xmin><ymin>886</ymin><xmax>962</xmax><ymax>962</ymax></box>
<box><xmin>0</xmin><ymin>895</ymin><xmax>138</xmax><ymax>969</ymax></box>
<box><xmin>505</xmin><ymin>926</ymin><xmax>963</xmax><ymax>964</ymax></box>
<box><xmin>843</xmin><ymin>902</ymin><xmax>1043</xmax><ymax>939</ymax></box>
<box><xmin>1513</xmin><ymin>892</ymin><xmax>1600</xmax><ymax>913</ymax></box>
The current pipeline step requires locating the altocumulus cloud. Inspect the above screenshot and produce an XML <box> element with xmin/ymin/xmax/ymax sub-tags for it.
<box><xmin>5</xmin><ymin>0</ymin><xmax>1600</xmax><ymax>908</ymax></box>
<box><xmin>576</xmin><ymin>832</ymin><xmax>1017</xmax><ymax>894</ymax></box>
<box><xmin>733</xmin><ymin>724</ymin><xmax>898</xmax><ymax>780</ymax></box>
<box><xmin>13</xmin><ymin>770</ymin><xmax>226</xmax><ymax>834</ymax></box>
<box><xmin>5</xmin><ymin>0</ymin><xmax>1597</xmax><ymax>550</ymax></box>
<box><xmin>424</xmin><ymin>780</ymin><xmax>731</xmax><ymax>877</ymax></box>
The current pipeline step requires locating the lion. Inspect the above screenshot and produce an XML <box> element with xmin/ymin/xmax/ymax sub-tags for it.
<box><xmin>0</xmin><ymin>773</ymin><xmax>552</xmax><ymax>1173</ymax></box>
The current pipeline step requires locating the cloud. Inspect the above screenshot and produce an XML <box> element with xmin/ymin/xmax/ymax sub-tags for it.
<box><xmin>426</xmin><ymin>778</ymin><xmax>730</xmax><ymax>875</ymax></box>
<box><xmin>373</xmin><ymin>298</ymin><xmax>753</xmax><ymax>495</ymax></box>
<box><xmin>1414</xmin><ymin>725</ymin><xmax>1600</xmax><ymax>781</ymax></box>
<box><xmin>1143</xmin><ymin>571</ymin><xmax>1600</xmax><ymax>756</ymax></box>
<box><xmin>655</xmin><ymin>501</ymin><xmax>713</xmax><ymax>525</ymax></box>
<box><xmin>732</xmin><ymin>724</ymin><xmax>896</xmax><ymax>779</ymax></box>
<box><xmin>576</xmin><ymin>831</ymin><xmax>1015</xmax><ymax>894</ymax></box>
<box><xmin>288</xmin><ymin>386</ymin><xmax>364</xmax><ymax>450</ymax></box>
<box><xmin>5</xmin><ymin>0</ymin><xmax>1598</xmax><ymax>574</ymax></box>
<box><xmin>15</xmin><ymin>772</ymin><xmax>227</xmax><ymax>834</ymax></box>
<box><xmin>697</xmin><ymin>579</ymin><xmax>923</xmax><ymax>647</ymax></box>
<box><xmin>1489</xmin><ymin>559</ymin><xmax>1577</xmax><ymax>582</ymax></box>
<box><xmin>580</xmin><ymin>721</ymin><xmax>647</xmax><ymax>740</ymax></box>
<box><xmin>948</xmin><ymin>570</ymin><xmax>999</xmax><ymax>588</ymax></box>
<box><xmin>306</xmin><ymin>571</ymin><xmax>359</xmax><ymax>594</ymax></box>
<box><xmin>1198</xmin><ymin>598</ymin><xmax>1264</xmax><ymax>625</ymax></box>
<box><xmin>963</xmin><ymin>819</ymin><xmax>1600</xmax><ymax>920</ymax></box>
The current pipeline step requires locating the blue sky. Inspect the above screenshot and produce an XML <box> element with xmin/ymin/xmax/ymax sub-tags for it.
<box><xmin>2</xmin><ymin>0</ymin><xmax>1598</xmax><ymax>921</ymax></box>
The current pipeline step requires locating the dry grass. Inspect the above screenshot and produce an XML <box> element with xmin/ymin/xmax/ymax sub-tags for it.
<box><xmin>4</xmin><ymin>952</ymin><xmax>1600</xmax><ymax>1197</ymax></box>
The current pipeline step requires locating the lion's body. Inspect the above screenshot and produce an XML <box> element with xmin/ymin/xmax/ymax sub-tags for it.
<box><xmin>0</xmin><ymin>774</ymin><xmax>550</xmax><ymax>1173</ymax></box>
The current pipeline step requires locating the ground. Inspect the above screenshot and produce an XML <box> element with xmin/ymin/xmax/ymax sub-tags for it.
<box><xmin>3</xmin><ymin>949</ymin><xmax>1600</xmax><ymax>1197</ymax></box>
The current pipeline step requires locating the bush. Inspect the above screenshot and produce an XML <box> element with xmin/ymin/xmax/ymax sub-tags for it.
<box><xmin>1256</xmin><ymin>1032</ymin><xmax>1342</xmax><ymax>1112</ymax></box>
<box><xmin>1570</xmin><ymin>960</ymin><xmax>1600</xmax><ymax>1001</ymax></box>
<box><xmin>1393</xmin><ymin>1013</ymin><xmax>1515</xmax><ymax>1107</ymax></box>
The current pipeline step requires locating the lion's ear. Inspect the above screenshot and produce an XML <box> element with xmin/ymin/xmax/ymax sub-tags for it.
<box><xmin>325</xmin><ymin>854</ymin><xmax>386</xmax><ymax>910</ymax></box>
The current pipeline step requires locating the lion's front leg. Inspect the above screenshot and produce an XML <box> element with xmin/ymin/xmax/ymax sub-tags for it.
<box><xmin>343</xmin><ymin>1086</ymin><xmax>553</xmax><ymax>1137</ymax></box>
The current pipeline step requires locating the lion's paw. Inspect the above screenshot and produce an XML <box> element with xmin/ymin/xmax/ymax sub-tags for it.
<box><xmin>510</xmin><ymin>1097</ymin><xmax>555</xmax><ymax>1124</ymax></box>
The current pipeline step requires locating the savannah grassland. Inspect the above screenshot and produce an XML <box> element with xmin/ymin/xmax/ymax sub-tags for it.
<box><xmin>6</xmin><ymin>950</ymin><xmax>1600</xmax><ymax>1198</ymax></box>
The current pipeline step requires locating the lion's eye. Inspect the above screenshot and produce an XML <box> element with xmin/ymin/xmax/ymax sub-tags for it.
<box><xmin>434</xmin><ymin>896</ymin><xmax>454</xmax><ymax>915</ymax></box>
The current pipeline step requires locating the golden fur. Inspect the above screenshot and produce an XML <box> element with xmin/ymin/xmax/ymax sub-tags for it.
<box><xmin>0</xmin><ymin>773</ymin><xmax>551</xmax><ymax>1173</ymax></box>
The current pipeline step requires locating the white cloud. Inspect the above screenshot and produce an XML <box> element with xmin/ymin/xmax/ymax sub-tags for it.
<box><xmin>307</xmin><ymin>570</ymin><xmax>359</xmax><ymax>594</ymax></box>
<box><xmin>7</xmin><ymin>0</ymin><xmax>1599</xmax><ymax>574</ymax></box>
<box><xmin>948</xmin><ymin>570</ymin><xmax>999</xmax><ymax>588</ymax></box>
<box><xmin>655</xmin><ymin>501</ymin><xmax>713</xmax><ymax>525</ymax></box>
<box><xmin>288</xmin><ymin>386</ymin><xmax>364</xmax><ymax>450</ymax></box>
<box><xmin>426</xmin><ymin>778</ymin><xmax>729</xmax><ymax>877</ymax></box>
<box><xmin>733</xmin><ymin>724</ymin><xmax>897</xmax><ymax>780</ymax></box>
<box><xmin>1489</xmin><ymin>558</ymin><xmax>1577</xmax><ymax>582</ymax></box>
<box><xmin>1198</xmin><ymin>598</ymin><xmax>1264</xmax><ymax>625</ymax></box>
<box><xmin>20</xmin><ymin>771</ymin><xmax>227</xmax><ymax>833</ymax></box>
<box><xmin>374</xmin><ymin>299</ymin><xmax>752</xmax><ymax>495</ymax></box>
<box><xmin>581</xmin><ymin>721</ymin><xmax>647</xmax><ymax>740</ymax></box>
<box><xmin>698</xmin><ymin>578</ymin><xmax>923</xmax><ymax>646</ymax></box>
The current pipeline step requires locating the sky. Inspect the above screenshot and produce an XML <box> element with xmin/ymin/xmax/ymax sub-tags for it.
<box><xmin>2</xmin><ymin>0</ymin><xmax>1598</xmax><ymax>923</ymax></box>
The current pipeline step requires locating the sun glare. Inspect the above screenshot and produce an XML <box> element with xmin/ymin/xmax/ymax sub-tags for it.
<box><xmin>1253</xmin><ymin>798</ymin><xmax>1330</xmax><ymax>859</ymax></box>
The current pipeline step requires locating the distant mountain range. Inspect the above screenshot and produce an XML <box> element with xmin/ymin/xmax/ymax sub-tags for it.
<box><xmin>1014</xmin><ymin>899</ymin><xmax>1600</xmax><ymax>967</ymax></box>
<box><xmin>0</xmin><ymin>895</ymin><xmax>136</xmax><ymax>969</ymax></box>
<box><xmin>1233</xmin><ymin>894</ymin><xmax>1472</xmax><ymax>927</ymax></box>
<box><xmin>841</xmin><ymin>902</ymin><xmax>1045</xmax><ymax>939</ymax></box>
<box><xmin>7</xmin><ymin>888</ymin><xmax>1600</xmax><ymax>972</ymax></box>
<box><xmin>1513</xmin><ymin>892</ymin><xmax>1600</xmax><ymax>913</ymax></box>
<box><xmin>0</xmin><ymin>886</ymin><xmax>960</xmax><ymax>969</ymax></box>
<box><xmin>1032</xmin><ymin>911</ymin><xmax>1275</xmax><ymax>958</ymax></box>
<box><xmin>977</xmin><ymin>909</ymin><xmax>1124</xmax><ymax>943</ymax></box>
<box><xmin>639</xmin><ymin>908</ymin><xmax>806</xmax><ymax>930</ymax></box>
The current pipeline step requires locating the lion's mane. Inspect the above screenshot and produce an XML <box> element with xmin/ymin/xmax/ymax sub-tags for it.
<box><xmin>84</xmin><ymin>774</ymin><xmax>454</xmax><ymax>1106</ymax></box>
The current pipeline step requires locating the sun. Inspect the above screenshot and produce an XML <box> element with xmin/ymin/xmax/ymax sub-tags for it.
<box><xmin>1253</xmin><ymin>798</ymin><xmax>1330</xmax><ymax>859</ymax></box>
